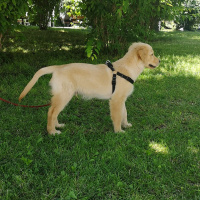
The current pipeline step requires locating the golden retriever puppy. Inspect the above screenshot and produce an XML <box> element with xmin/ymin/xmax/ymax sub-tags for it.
<box><xmin>19</xmin><ymin>42</ymin><xmax>160</xmax><ymax>135</ymax></box>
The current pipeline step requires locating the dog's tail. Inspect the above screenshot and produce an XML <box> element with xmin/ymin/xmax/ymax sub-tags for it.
<box><xmin>19</xmin><ymin>66</ymin><xmax>58</xmax><ymax>102</ymax></box>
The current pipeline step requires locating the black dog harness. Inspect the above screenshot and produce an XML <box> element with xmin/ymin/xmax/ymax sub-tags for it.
<box><xmin>105</xmin><ymin>60</ymin><xmax>134</xmax><ymax>93</ymax></box>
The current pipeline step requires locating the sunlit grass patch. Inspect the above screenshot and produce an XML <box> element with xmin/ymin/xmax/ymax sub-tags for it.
<box><xmin>187</xmin><ymin>146</ymin><xmax>199</xmax><ymax>154</ymax></box>
<box><xmin>149</xmin><ymin>141</ymin><xmax>169</xmax><ymax>154</ymax></box>
<box><xmin>1</xmin><ymin>28</ymin><xmax>200</xmax><ymax>199</ymax></box>
<box><xmin>154</xmin><ymin>54</ymin><xmax>200</xmax><ymax>79</ymax></box>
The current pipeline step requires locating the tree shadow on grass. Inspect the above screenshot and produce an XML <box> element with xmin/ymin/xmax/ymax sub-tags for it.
<box><xmin>98</xmin><ymin>72</ymin><xmax>200</xmax><ymax>199</ymax></box>
<box><xmin>132</xmin><ymin>71</ymin><xmax>200</xmax><ymax>133</ymax></box>
<box><xmin>0</xmin><ymin>47</ymin><xmax>87</xmax><ymax>73</ymax></box>
<box><xmin>1</xmin><ymin>67</ymin><xmax>200</xmax><ymax>199</ymax></box>
<box><xmin>1</xmin><ymin>28</ymin><xmax>200</xmax><ymax>198</ymax></box>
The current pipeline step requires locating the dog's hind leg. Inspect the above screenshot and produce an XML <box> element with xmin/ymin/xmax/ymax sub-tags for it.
<box><xmin>55</xmin><ymin>120</ymin><xmax>65</xmax><ymax>128</ymax></box>
<box><xmin>47</xmin><ymin>92</ymin><xmax>73</xmax><ymax>135</ymax></box>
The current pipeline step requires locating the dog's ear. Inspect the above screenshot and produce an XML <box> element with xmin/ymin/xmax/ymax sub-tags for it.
<box><xmin>137</xmin><ymin>47</ymin><xmax>147</xmax><ymax>63</ymax></box>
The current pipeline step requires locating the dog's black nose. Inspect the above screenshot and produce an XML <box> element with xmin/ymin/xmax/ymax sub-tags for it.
<box><xmin>159</xmin><ymin>60</ymin><xmax>161</xmax><ymax>63</ymax></box>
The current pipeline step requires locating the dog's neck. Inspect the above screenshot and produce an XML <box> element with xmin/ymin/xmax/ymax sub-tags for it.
<box><xmin>127</xmin><ymin>60</ymin><xmax>145</xmax><ymax>81</ymax></box>
<box><xmin>114</xmin><ymin>57</ymin><xmax>145</xmax><ymax>82</ymax></box>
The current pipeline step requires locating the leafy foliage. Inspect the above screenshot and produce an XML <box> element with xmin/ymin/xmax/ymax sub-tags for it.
<box><xmin>0</xmin><ymin>0</ymin><xmax>29</xmax><ymax>48</ymax></box>
<box><xmin>174</xmin><ymin>0</ymin><xmax>200</xmax><ymax>30</ymax></box>
<box><xmin>80</xmin><ymin>0</ymin><xmax>184</xmax><ymax>58</ymax></box>
<box><xmin>30</xmin><ymin>0</ymin><xmax>61</xmax><ymax>30</ymax></box>
<box><xmin>62</xmin><ymin>0</ymin><xmax>82</xmax><ymax>17</ymax></box>
<box><xmin>1</xmin><ymin>0</ymin><xmax>200</xmax><ymax>53</ymax></box>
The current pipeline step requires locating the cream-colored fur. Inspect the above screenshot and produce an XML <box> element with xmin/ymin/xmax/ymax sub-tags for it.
<box><xmin>19</xmin><ymin>42</ymin><xmax>160</xmax><ymax>135</ymax></box>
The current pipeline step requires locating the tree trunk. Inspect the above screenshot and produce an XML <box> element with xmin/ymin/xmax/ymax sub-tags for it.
<box><xmin>149</xmin><ymin>0</ymin><xmax>160</xmax><ymax>31</ymax></box>
<box><xmin>150</xmin><ymin>17</ymin><xmax>160</xmax><ymax>31</ymax></box>
<box><xmin>0</xmin><ymin>33</ymin><xmax>3</xmax><ymax>49</ymax></box>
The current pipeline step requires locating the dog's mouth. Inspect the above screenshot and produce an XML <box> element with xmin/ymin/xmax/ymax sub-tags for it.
<box><xmin>149</xmin><ymin>64</ymin><xmax>156</xmax><ymax>68</ymax></box>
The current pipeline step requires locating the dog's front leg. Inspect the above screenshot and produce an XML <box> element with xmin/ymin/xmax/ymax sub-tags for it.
<box><xmin>109</xmin><ymin>98</ymin><xmax>125</xmax><ymax>133</ymax></box>
<box><xmin>122</xmin><ymin>103</ymin><xmax>132</xmax><ymax>129</ymax></box>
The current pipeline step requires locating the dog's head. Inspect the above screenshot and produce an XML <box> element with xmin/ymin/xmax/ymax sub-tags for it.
<box><xmin>129</xmin><ymin>43</ymin><xmax>160</xmax><ymax>69</ymax></box>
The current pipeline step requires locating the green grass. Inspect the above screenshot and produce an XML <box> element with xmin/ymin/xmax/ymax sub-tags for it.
<box><xmin>0</xmin><ymin>26</ymin><xmax>200</xmax><ymax>199</ymax></box>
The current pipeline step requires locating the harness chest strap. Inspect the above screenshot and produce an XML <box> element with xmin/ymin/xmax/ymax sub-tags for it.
<box><xmin>105</xmin><ymin>60</ymin><xmax>134</xmax><ymax>93</ymax></box>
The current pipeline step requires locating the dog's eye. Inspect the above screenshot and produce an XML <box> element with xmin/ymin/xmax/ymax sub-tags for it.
<box><xmin>151</xmin><ymin>53</ymin><xmax>154</xmax><ymax>56</ymax></box>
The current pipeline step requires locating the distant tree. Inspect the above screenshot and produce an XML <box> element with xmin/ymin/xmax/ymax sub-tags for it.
<box><xmin>80</xmin><ymin>0</ymin><xmax>184</xmax><ymax>58</ymax></box>
<box><xmin>62</xmin><ymin>0</ymin><xmax>82</xmax><ymax>16</ymax></box>
<box><xmin>174</xmin><ymin>0</ymin><xmax>200</xmax><ymax>30</ymax></box>
<box><xmin>0</xmin><ymin>0</ymin><xmax>29</xmax><ymax>48</ymax></box>
<box><xmin>149</xmin><ymin>0</ymin><xmax>186</xmax><ymax>31</ymax></box>
<box><xmin>81</xmin><ymin>0</ymin><xmax>152</xmax><ymax>58</ymax></box>
<box><xmin>30</xmin><ymin>0</ymin><xmax>61</xmax><ymax>30</ymax></box>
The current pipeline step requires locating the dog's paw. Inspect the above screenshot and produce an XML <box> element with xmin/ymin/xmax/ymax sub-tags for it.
<box><xmin>49</xmin><ymin>130</ymin><xmax>61</xmax><ymax>136</ymax></box>
<box><xmin>115</xmin><ymin>129</ymin><xmax>125</xmax><ymax>133</ymax></box>
<box><xmin>56</xmin><ymin>123</ymin><xmax>65</xmax><ymax>128</ymax></box>
<box><xmin>122</xmin><ymin>123</ymin><xmax>132</xmax><ymax>128</ymax></box>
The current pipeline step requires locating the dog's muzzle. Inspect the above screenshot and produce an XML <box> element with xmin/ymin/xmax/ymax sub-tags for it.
<box><xmin>149</xmin><ymin>64</ymin><xmax>156</xmax><ymax>68</ymax></box>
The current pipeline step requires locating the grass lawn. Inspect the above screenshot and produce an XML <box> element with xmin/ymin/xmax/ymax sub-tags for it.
<box><xmin>0</xmin><ymin>26</ymin><xmax>200</xmax><ymax>199</ymax></box>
